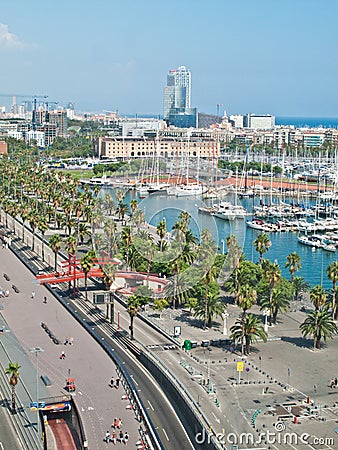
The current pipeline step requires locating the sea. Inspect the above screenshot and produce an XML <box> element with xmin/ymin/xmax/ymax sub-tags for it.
<box><xmin>105</xmin><ymin>188</ymin><xmax>337</xmax><ymax>290</ymax></box>
<box><xmin>276</xmin><ymin>117</ymin><xmax>338</xmax><ymax>129</ymax></box>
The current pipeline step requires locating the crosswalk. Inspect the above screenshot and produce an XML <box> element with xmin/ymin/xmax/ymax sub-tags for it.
<box><xmin>146</xmin><ymin>343</ymin><xmax>176</xmax><ymax>351</ymax></box>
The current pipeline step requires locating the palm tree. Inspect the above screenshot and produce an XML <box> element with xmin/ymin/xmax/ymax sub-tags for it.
<box><xmin>260</xmin><ymin>283</ymin><xmax>291</xmax><ymax>325</ymax></box>
<box><xmin>156</xmin><ymin>219</ymin><xmax>167</xmax><ymax>252</ymax></box>
<box><xmin>236</xmin><ymin>284</ymin><xmax>257</xmax><ymax>354</ymax></box>
<box><xmin>127</xmin><ymin>295</ymin><xmax>139</xmax><ymax>341</ymax></box>
<box><xmin>253</xmin><ymin>232</ymin><xmax>271</xmax><ymax>267</ymax></box>
<box><xmin>285</xmin><ymin>252</ymin><xmax>301</xmax><ymax>281</ymax></box>
<box><xmin>38</xmin><ymin>217</ymin><xmax>48</xmax><ymax>261</ymax></box>
<box><xmin>310</xmin><ymin>285</ymin><xmax>327</xmax><ymax>312</ymax></box>
<box><xmin>102</xmin><ymin>263</ymin><xmax>118</xmax><ymax>291</ymax></box>
<box><xmin>230</xmin><ymin>314</ymin><xmax>267</xmax><ymax>356</ymax></box>
<box><xmin>130</xmin><ymin>199</ymin><xmax>138</xmax><ymax>215</ymax></box>
<box><xmin>49</xmin><ymin>234</ymin><xmax>62</xmax><ymax>272</ymax></box>
<box><xmin>327</xmin><ymin>261</ymin><xmax>338</xmax><ymax>319</ymax></box>
<box><xmin>28</xmin><ymin>210</ymin><xmax>39</xmax><ymax>251</ymax></box>
<box><xmin>5</xmin><ymin>362</ymin><xmax>20</xmax><ymax>413</ymax></box>
<box><xmin>263</xmin><ymin>262</ymin><xmax>281</xmax><ymax>325</ymax></box>
<box><xmin>292</xmin><ymin>276</ymin><xmax>310</xmax><ymax>302</ymax></box>
<box><xmin>81</xmin><ymin>250</ymin><xmax>96</xmax><ymax>301</ymax></box>
<box><xmin>300</xmin><ymin>309</ymin><xmax>338</xmax><ymax>349</ymax></box>
<box><xmin>193</xmin><ymin>290</ymin><xmax>226</xmax><ymax>328</ymax></box>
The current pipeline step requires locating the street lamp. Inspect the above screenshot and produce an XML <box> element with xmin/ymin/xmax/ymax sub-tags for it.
<box><xmin>30</xmin><ymin>346</ymin><xmax>44</xmax><ymax>437</ymax></box>
<box><xmin>263</xmin><ymin>308</ymin><xmax>269</xmax><ymax>333</ymax></box>
<box><xmin>223</xmin><ymin>312</ymin><xmax>229</xmax><ymax>336</ymax></box>
<box><xmin>221</xmin><ymin>239</ymin><xmax>225</xmax><ymax>255</ymax></box>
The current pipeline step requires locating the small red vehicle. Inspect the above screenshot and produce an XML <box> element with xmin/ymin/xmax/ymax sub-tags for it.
<box><xmin>65</xmin><ymin>378</ymin><xmax>76</xmax><ymax>392</ymax></box>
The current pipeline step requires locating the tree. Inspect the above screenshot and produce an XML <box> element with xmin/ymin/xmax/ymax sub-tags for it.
<box><xmin>262</xmin><ymin>261</ymin><xmax>281</xmax><ymax>324</ymax></box>
<box><xmin>327</xmin><ymin>261</ymin><xmax>338</xmax><ymax>319</ymax></box>
<box><xmin>254</xmin><ymin>232</ymin><xmax>271</xmax><ymax>267</ymax></box>
<box><xmin>152</xmin><ymin>298</ymin><xmax>169</xmax><ymax>319</ymax></box>
<box><xmin>193</xmin><ymin>285</ymin><xmax>225</xmax><ymax>328</ymax></box>
<box><xmin>126</xmin><ymin>286</ymin><xmax>151</xmax><ymax>340</ymax></box>
<box><xmin>236</xmin><ymin>284</ymin><xmax>257</xmax><ymax>354</ymax></box>
<box><xmin>230</xmin><ymin>314</ymin><xmax>267</xmax><ymax>356</ymax></box>
<box><xmin>5</xmin><ymin>362</ymin><xmax>20</xmax><ymax>413</ymax></box>
<box><xmin>300</xmin><ymin>309</ymin><xmax>338</xmax><ymax>349</ymax></box>
<box><xmin>310</xmin><ymin>285</ymin><xmax>327</xmax><ymax>312</ymax></box>
<box><xmin>80</xmin><ymin>250</ymin><xmax>96</xmax><ymax>301</ymax></box>
<box><xmin>38</xmin><ymin>217</ymin><xmax>48</xmax><ymax>261</ymax></box>
<box><xmin>49</xmin><ymin>233</ymin><xmax>62</xmax><ymax>271</ymax></box>
<box><xmin>260</xmin><ymin>279</ymin><xmax>292</xmax><ymax>324</ymax></box>
<box><xmin>156</xmin><ymin>219</ymin><xmax>167</xmax><ymax>252</ymax></box>
<box><xmin>292</xmin><ymin>276</ymin><xmax>310</xmax><ymax>302</ymax></box>
<box><xmin>285</xmin><ymin>252</ymin><xmax>301</xmax><ymax>281</ymax></box>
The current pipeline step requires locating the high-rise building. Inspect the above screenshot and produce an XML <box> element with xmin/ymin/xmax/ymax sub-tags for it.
<box><xmin>163</xmin><ymin>65</ymin><xmax>197</xmax><ymax>128</ymax></box>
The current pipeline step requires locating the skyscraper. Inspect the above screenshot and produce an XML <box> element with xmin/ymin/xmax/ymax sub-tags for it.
<box><xmin>163</xmin><ymin>65</ymin><xmax>197</xmax><ymax>128</ymax></box>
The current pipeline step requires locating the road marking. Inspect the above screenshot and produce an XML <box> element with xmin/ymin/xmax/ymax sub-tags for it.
<box><xmin>162</xmin><ymin>428</ymin><xmax>169</xmax><ymax>441</ymax></box>
<box><xmin>211</xmin><ymin>411</ymin><xmax>220</xmax><ymax>423</ymax></box>
<box><xmin>148</xmin><ymin>400</ymin><xmax>154</xmax><ymax>411</ymax></box>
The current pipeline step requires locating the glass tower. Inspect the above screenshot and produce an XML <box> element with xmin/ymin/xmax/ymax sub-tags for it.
<box><xmin>164</xmin><ymin>66</ymin><xmax>196</xmax><ymax>127</ymax></box>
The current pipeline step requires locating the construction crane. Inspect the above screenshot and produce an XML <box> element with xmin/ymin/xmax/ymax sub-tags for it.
<box><xmin>0</xmin><ymin>93</ymin><xmax>48</xmax><ymax>130</ymax></box>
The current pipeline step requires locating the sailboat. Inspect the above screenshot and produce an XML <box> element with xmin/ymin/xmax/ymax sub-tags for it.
<box><xmin>171</xmin><ymin>148</ymin><xmax>207</xmax><ymax>196</ymax></box>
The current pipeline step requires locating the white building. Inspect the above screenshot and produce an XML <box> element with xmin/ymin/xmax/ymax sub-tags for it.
<box><xmin>229</xmin><ymin>114</ymin><xmax>244</xmax><ymax>128</ymax></box>
<box><xmin>245</xmin><ymin>114</ymin><xmax>275</xmax><ymax>129</ymax></box>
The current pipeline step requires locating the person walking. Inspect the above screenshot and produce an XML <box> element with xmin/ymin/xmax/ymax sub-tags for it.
<box><xmin>115</xmin><ymin>378</ymin><xmax>120</xmax><ymax>388</ymax></box>
<box><xmin>60</xmin><ymin>351</ymin><xmax>66</xmax><ymax>360</ymax></box>
<box><xmin>43</xmin><ymin>296</ymin><xmax>47</xmax><ymax>303</ymax></box>
<box><xmin>31</xmin><ymin>291</ymin><xmax>35</xmax><ymax>299</ymax></box>
<box><xmin>119</xmin><ymin>430</ymin><xmax>124</xmax><ymax>443</ymax></box>
<box><xmin>112</xmin><ymin>417</ymin><xmax>118</xmax><ymax>429</ymax></box>
<box><xmin>117</xmin><ymin>418</ymin><xmax>122</xmax><ymax>429</ymax></box>
<box><xmin>105</xmin><ymin>431</ymin><xmax>110</xmax><ymax>443</ymax></box>
<box><xmin>123</xmin><ymin>431</ymin><xmax>129</xmax><ymax>445</ymax></box>
<box><xmin>109</xmin><ymin>377</ymin><xmax>115</xmax><ymax>388</ymax></box>
<box><xmin>111</xmin><ymin>430</ymin><xmax>116</xmax><ymax>445</ymax></box>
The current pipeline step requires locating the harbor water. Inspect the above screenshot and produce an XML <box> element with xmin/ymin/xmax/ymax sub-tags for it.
<box><xmin>108</xmin><ymin>187</ymin><xmax>337</xmax><ymax>289</ymax></box>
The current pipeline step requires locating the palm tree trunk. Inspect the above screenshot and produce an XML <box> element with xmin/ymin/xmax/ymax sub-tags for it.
<box><xmin>130</xmin><ymin>315</ymin><xmax>134</xmax><ymax>340</ymax></box>
<box><xmin>85</xmin><ymin>273</ymin><xmax>88</xmax><ymax>301</ymax></box>
<box><xmin>11</xmin><ymin>386</ymin><xmax>16</xmax><ymax>413</ymax></box>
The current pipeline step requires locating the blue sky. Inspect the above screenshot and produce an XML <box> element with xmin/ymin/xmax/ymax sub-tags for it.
<box><xmin>1</xmin><ymin>0</ymin><xmax>337</xmax><ymax>116</ymax></box>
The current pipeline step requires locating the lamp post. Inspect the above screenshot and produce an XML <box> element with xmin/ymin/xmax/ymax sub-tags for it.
<box><xmin>30</xmin><ymin>346</ymin><xmax>44</xmax><ymax>437</ymax></box>
<box><xmin>221</xmin><ymin>239</ymin><xmax>225</xmax><ymax>255</ymax></box>
<box><xmin>263</xmin><ymin>308</ymin><xmax>269</xmax><ymax>333</ymax></box>
<box><xmin>223</xmin><ymin>312</ymin><xmax>229</xmax><ymax>336</ymax></box>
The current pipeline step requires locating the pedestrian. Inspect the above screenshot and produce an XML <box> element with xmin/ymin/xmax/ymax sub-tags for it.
<box><xmin>109</xmin><ymin>377</ymin><xmax>115</xmax><ymax>388</ymax></box>
<box><xmin>335</xmin><ymin>378</ymin><xmax>338</xmax><ymax>387</ymax></box>
<box><xmin>43</xmin><ymin>296</ymin><xmax>47</xmax><ymax>303</ymax></box>
<box><xmin>330</xmin><ymin>378</ymin><xmax>335</xmax><ymax>388</ymax></box>
<box><xmin>105</xmin><ymin>430</ymin><xmax>110</xmax><ymax>443</ymax></box>
<box><xmin>64</xmin><ymin>338</ymin><xmax>69</xmax><ymax>345</ymax></box>
<box><xmin>31</xmin><ymin>291</ymin><xmax>35</xmax><ymax>299</ymax></box>
<box><xmin>119</xmin><ymin>430</ymin><xmax>124</xmax><ymax>443</ymax></box>
<box><xmin>115</xmin><ymin>378</ymin><xmax>120</xmax><ymax>388</ymax></box>
<box><xmin>112</xmin><ymin>417</ymin><xmax>118</xmax><ymax>428</ymax></box>
<box><xmin>60</xmin><ymin>351</ymin><xmax>66</xmax><ymax>360</ymax></box>
<box><xmin>69</xmin><ymin>337</ymin><xmax>74</xmax><ymax>345</ymax></box>
<box><xmin>111</xmin><ymin>430</ymin><xmax>116</xmax><ymax>445</ymax></box>
<box><xmin>117</xmin><ymin>418</ymin><xmax>122</xmax><ymax>429</ymax></box>
<box><xmin>123</xmin><ymin>431</ymin><xmax>129</xmax><ymax>445</ymax></box>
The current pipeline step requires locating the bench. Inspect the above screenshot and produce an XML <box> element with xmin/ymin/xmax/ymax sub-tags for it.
<box><xmin>41</xmin><ymin>375</ymin><xmax>52</xmax><ymax>386</ymax></box>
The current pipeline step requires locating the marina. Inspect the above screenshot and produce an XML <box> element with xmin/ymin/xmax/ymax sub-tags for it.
<box><xmin>99</xmin><ymin>186</ymin><xmax>338</xmax><ymax>289</ymax></box>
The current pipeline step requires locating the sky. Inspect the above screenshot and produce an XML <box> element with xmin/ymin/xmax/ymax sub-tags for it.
<box><xmin>0</xmin><ymin>0</ymin><xmax>337</xmax><ymax>117</ymax></box>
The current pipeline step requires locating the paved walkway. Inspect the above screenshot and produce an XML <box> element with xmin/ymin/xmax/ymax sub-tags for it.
<box><xmin>0</xmin><ymin>240</ymin><xmax>141</xmax><ymax>450</ymax></box>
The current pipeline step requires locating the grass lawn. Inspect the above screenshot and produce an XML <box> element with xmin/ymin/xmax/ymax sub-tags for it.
<box><xmin>59</xmin><ymin>169</ymin><xmax>94</xmax><ymax>180</ymax></box>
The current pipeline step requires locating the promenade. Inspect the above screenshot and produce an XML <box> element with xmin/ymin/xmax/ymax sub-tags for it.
<box><xmin>0</xmin><ymin>238</ymin><xmax>142</xmax><ymax>450</ymax></box>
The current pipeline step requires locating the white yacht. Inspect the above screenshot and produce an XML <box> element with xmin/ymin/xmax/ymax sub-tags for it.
<box><xmin>212</xmin><ymin>201</ymin><xmax>248</xmax><ymax>220</ymax></box>
<box><xmin>173</xmin><ymin>184</ymin><xmax>207</xmax><ymax>197</ymax></box>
